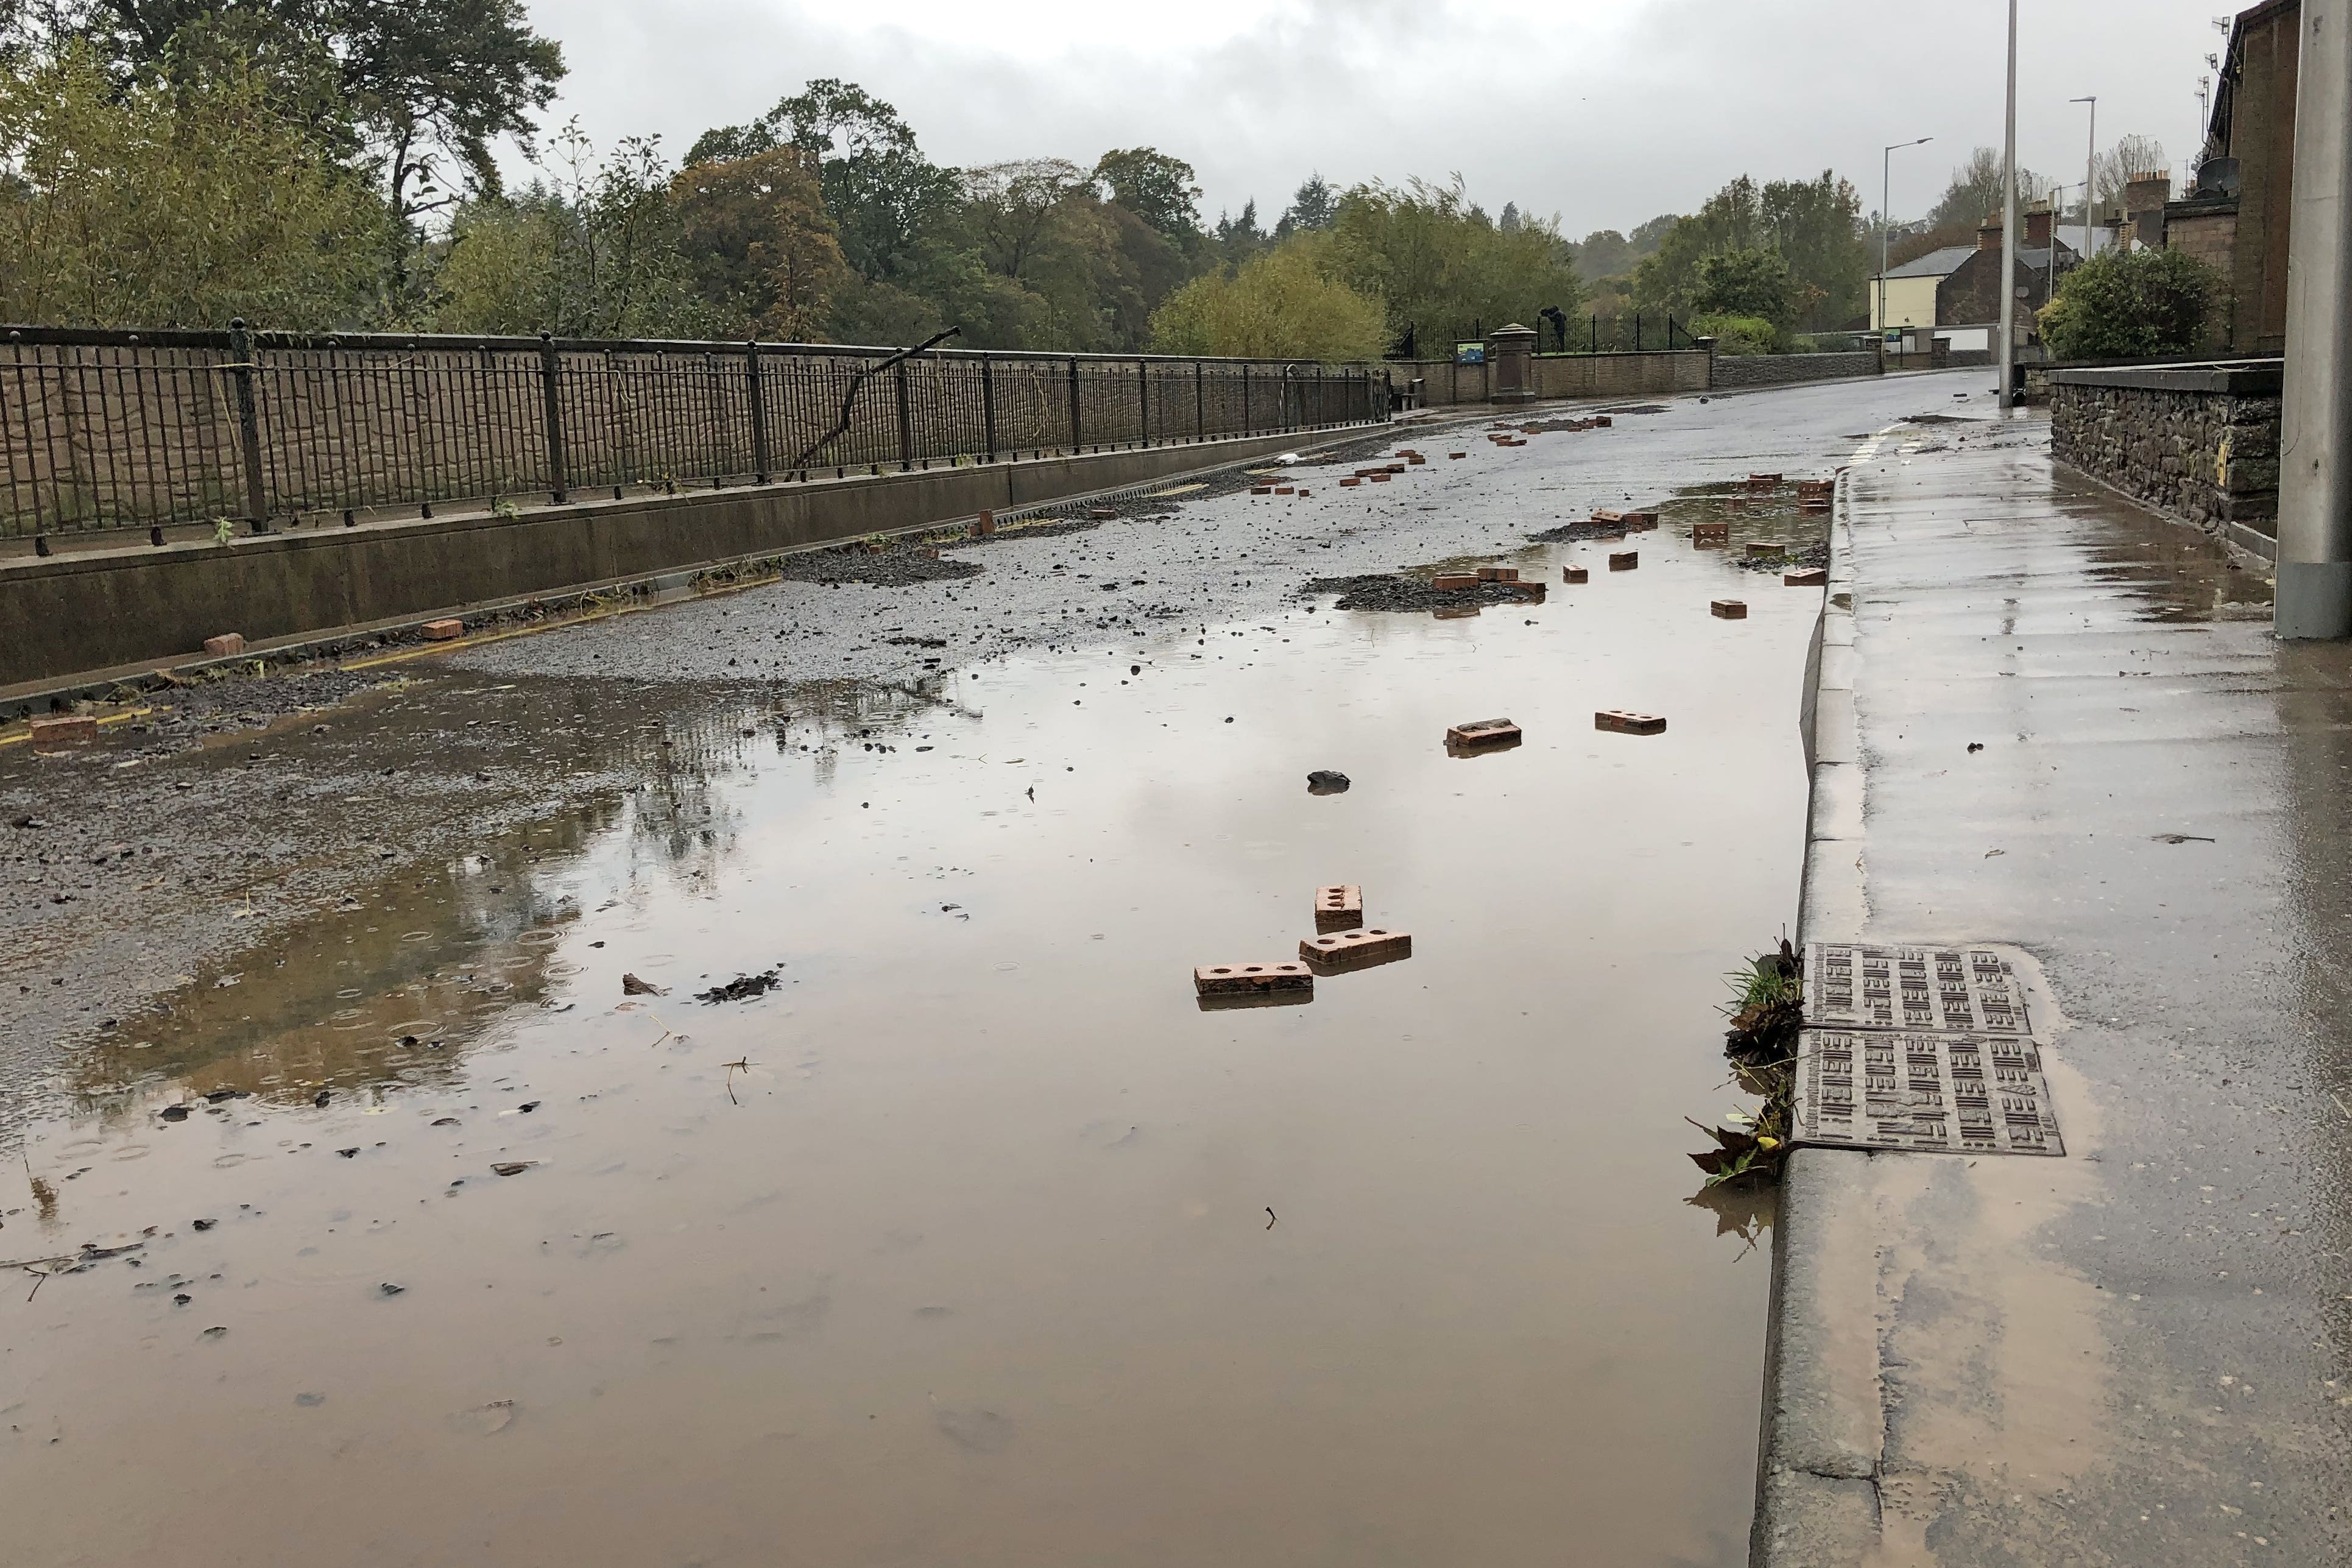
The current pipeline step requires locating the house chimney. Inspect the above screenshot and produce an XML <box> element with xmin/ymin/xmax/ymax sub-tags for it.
<box><xmin>2122</xmin><ymin>171</ymin><xmax>2174</xmax><ymax>216</ymax></box>
<box><xmin>1976</xmin><ymin>217</ymin><xmax>2004</xmax><ymax>253</ymax></box>
<box><xmin>2025</xmin><ymin>207</ymin><xmax>2053</xmax><ymax>247</ymax></box>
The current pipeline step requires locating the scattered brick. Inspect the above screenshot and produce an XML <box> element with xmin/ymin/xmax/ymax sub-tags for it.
<box><xmin>1251</xmin><ymin>486</ymin><xmax>1274</xmax><ymax>495</ymax></box>
<box><xmin>1369</xmin><ymin>472</ymin><xmax>1391</xmax><ymax>482</ymax></box>
<box><xmin>202</xmin><ymin>632</ymin><xmax>245</xmax><ymax>657</ymax></box>
<box><xmin>1785</xmin><ymin>568</ymin><xmax>1829</xmax><ymax>587</ymax></box>
<box><xmin>1711</xmin><ymin>599</ymin><xmax>1749</xmax><ymax>620</ymax></box>
<box><xmin>1089</xmin><ymin>507</ymin><xmax>1118</xmax><ymax>519</ymax></box>
<box><xmin>1477</xmin><ymin>565</ymin><xmax>1519</xmax><ymax>582</ymax></box>
<box><xmin>1315</xmin><ymin>885</ymin><xmax>1364</xmax><ymax>931</ymax></box>
<box><xmin>1621</xmin><ymin>510</ymin><xmax>1659</xmax><ymax>531</ymax></box>
<box><xmin>1595</xmin><ymin>415</ymin><xmax>1614</xmax><ymax>428</ymax></box>
<box><xmin>1449</xmin><ymin>451</ymin><xmax>1467</xmax><ymax>459</ymax></box>
<box><xmin>1274</xmin><ymin>486</ymin><xmax>1294</xmax><ymax>495</ymax></box>
<box><xmin>1407</xmin><ymin>455</ymin><xmax>1426</xmax><ymax>465</ymax></box>
<box><xmin>1563</xmin><ymin>565</ymin><xmax>1589</xmax><ymax>584</ymax></box>
<box><xmin>1693</xmin><ymin>521</ymin><xmax>1730</xmax><ymax>546</ymax></box>
<box><xmin>1506</xmin><ymin>581</ymin><xmax>1548</xmax><ymax>603</ymax></box>
<box><xmin>1747</xmin><ymin>472</ymin><xmax>1784</xmax><ymax>487</ymax></box>
<box><xmin>1299</xmin><ymin>928</ymin><xmax>1413</xmax><ymax>971</ymax></box>
<box><xmin>1801</xmin><ymin>495</ymin><xmax>1832</xmax><ymax>512</ymax></box>
<box><xmin>29</xmin><ymin>715</ymin><xmax>98</xmax><ymax>750</ymax></box>
<box><xmin>1746</xmin><ymin>541</ymin><xmax>1786</xmax><ymax>562</ymax></box>
<box><xmin>1596</xmin><ymin>710</ymin><xmax>1668</xmax><ymax>735</ymax></box>
<box><xmin>1431</xmin><ymin>571</ymin><xmax>1478</xmax><ymax>592</ymax></box>
<box><xmin>1609</xmin><ymin>551</ymin><xmax>1639</xmax><ymax>571</ymax></box>
<box><xmin>973</xmin><ymin>509</ymin><xmax>997</xmax><ymax>535</ymax></box>
<box><xmin>1432</xmin><ymin>604</ymin><xmax>1482</xmax><ymax>620</ymax></box>
<box><xmin>1446</xmin><ymin>717</ymin><xmax>1521</xmax><ymax>747</ymax></box>
<box><xmin>420</xmin><ymin>618</ymin><xmax>464</xmax><ymax>641</ymax></box>
<box><xmin>1591</xmin><ymin>508</ymin><xmax>1625</xmax><ymax>524</ymax></box>
<box><xmin>1195</xmin><ymin>962</ymin><xmax>1314</xmax><ymax>998</ymax></box>
<box><xmin>1340</xmin><ymin>477</ymin><xmax>1362</xmax><ymax>487</ymax></box>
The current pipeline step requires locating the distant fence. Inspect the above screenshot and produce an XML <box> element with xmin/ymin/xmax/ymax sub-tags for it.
<box><xmin>0</xmin><ymin>324</ymin><xmax>1388</xmax><ymax>541</ymax></box>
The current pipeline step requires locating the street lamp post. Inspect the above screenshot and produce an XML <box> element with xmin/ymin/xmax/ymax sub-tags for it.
<box><xmin>1999</xmin><ymin>0</ymin><xmax>2021</xmax><ymax>410</ymax></box>
<box><xmin>2071</xmin><ymin>96</ymin><xmax>2097</xmax><ymax>261</ymax></box>
<box><xmin>1880</xmin><ymin>136</ymin><xmax>1934</xmax><ymax>338</ymax></box>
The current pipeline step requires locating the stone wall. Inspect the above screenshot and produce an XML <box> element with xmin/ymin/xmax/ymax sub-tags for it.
<box><xmin>1708</xmin><ymin>351</ymin><xmax>1882</xmax><ymax>390</ymax></box>
<box><xmin>1388</xmin><ymin>350</ymin><xmax>1708</xmax><ymax>406</ymax></box>
<box><xmin>2047</xmin><ymin>362</ymin><xmax>2283</xmax><ymax>545</ymax></box>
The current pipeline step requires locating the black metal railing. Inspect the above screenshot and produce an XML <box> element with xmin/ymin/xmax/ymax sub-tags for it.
<box><xmin>1</xmin><ymin>324</ymin><xmax>1390</xmax><ymax>543</ymax></box>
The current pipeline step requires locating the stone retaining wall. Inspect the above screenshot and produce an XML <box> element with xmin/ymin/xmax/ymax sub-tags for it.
<box><xmin>2046</xmin><ymin>361</ymin><xmax>2283</xmax><ymax>544</ymax></box>
<box><xmin>1709</xmin><ymin>351</ymin><xmax>1882</xmax><ymax>389</ymax></box>
<box><xmin>1389</xmin><ymin>350</ymin><xmax>1708</xmax><ymax>406</ymax></box>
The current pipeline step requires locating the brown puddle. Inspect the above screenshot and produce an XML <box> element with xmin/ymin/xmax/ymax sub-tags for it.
<box><xmin>2</xmin><ymin>517</ymin><xmax>1818</xmax><ymax>1568</ymax></box>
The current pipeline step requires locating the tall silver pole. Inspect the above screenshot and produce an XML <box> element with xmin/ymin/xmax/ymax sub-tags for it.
<box><xmin>1882</xmin><ymin>145</ymin><xmax>1891</xmax><ymax>334</ymax></box>
<box><xmin>1998</xmin><ymin>0</ymin><xmax>2020</xmax><ymax>409</ymax></box>
<box><xmin>2075</xmin><ymin>96</ymin><xmax>2097</xmax><ymax>259</ymax></box>
<box><xmin>2276</xmin><ymin>0</ymin><xmax>2352</xmax><ymax>638</ymax></box>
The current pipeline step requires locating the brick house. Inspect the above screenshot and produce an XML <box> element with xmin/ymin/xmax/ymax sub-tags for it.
<box><xmin>2169</xmin><ymin>0</ymin><xmax>2299</xmax><ymax>353</ymax></box>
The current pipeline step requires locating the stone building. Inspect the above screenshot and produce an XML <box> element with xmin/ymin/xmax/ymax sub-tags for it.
<box><xmin>2170</xmin><ymin>0</ymin><xmax>2300</xmax><ymax>353</ymax></box>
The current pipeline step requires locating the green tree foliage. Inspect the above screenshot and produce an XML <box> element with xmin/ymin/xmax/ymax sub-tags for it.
<box><xmin>1276</xmin><ymin>173</ymin><xmax>1337</xmax><ymax>238</ymax></box>
<box><xmin>1692</xmin><ymin>249</ymin><xmax>1797</xmax><ymax>327</ymax></box>
<box><xmin>24</xmin><ymin>0</ymin><xmax>563</xmax><ymax>252</ymax></box>
<box><xmin>1633</xmin><ymin>172</ymin><xmax>1866</xmax><ymax>331</ymax></box>
<box><xmin>1688</xmin><ymin>313</ymin><xmax>1778</xmax><ymax>356</ymax></box>
<box><xmin>427</xmin><ymin>124</ymin><xmax>708</xmax><ymax>337</ymax></box>
<box><xmin>2038</xmin><ymin>247</ymin><xmax>2221</xmax><ymax>360</ymax></box>
<box><xmin>672</xmin><ymin>148</ymin><xmax>847</xmax><ymax>339</ymax></box>
<box><xmin>1093</xmin><ymin>147</ymin><xmax>1202</xmax><ymax>244</ymax></box>
<box><xmin>1326</xmin><ymin>177</ymin><xmax>1583</xmax><ymax>357</ymax></box>
<box><xmin>1147</xmin><ymin>235</ymin><xmax>1385</xmax><ymax>359</ymax></box>
<box><xmin>0</xmin><ymin>41</ymin><xmax>389</xmax><ymax>327</ymax></box>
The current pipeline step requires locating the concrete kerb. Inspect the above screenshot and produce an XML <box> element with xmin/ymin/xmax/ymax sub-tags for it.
<box><xmin>1751</xmin><ymin>456</ymin><xmax>1880</xmax><ymax>1568</ymax></box>
<box><xmin>0</xmin><ymin>422</ymin><xmax>1396</xmax><ymax>720</ymax></box>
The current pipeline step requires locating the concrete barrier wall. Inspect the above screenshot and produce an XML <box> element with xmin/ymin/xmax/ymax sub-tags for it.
<box><xmin>1709</xmin><ymin>351</ymin><xmax>1882</xmax><ymax>389</ymax></box>
<box><xmin>1386</xmin><ymin>351</ymin><xmax>1708</xmax><ymax>406</ymax></box>
<box><xmin>1</xmin><ymin>428</ymin><xmax>1358</xmax><ymax>691</ymax></box>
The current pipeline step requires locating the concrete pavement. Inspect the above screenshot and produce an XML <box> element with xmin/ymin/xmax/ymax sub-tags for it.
<box><xmin>1760</xmin><ymin>415</ymin><xmax>2352</xmax><ymax>1565</ymax></box>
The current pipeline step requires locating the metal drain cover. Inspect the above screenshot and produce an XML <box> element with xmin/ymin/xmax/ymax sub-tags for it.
<box><xmin>1804</xmin><ymin>944</ymin><xmax>2032</xmax><ymax>1036</ymax></box>
<box><xmin>1792</xmin><ymin>1029</ymin><xmax>2064</xmax><ymax>1156</ymax></box>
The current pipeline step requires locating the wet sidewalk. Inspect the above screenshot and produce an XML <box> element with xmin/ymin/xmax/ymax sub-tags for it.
<box><xmin>1760</xmin><ymin>419</ymin><xmax>2352</xmax><ymax>1564</ymax></box>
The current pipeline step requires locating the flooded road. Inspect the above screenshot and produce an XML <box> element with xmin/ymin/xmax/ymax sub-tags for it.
<box><xmin>1</xmin><ymin>375</ymin><xmax>1980</xmax><ymax>1566</ymax></box>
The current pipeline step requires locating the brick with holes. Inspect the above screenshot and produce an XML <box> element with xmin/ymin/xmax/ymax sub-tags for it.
<box><xmin>1595</xmin><ymin>710</ymin><xmax>1667</xmax><ymax>735</ymax></box>
<box><xmin>1300</xmin><ymin>928</ymin><xmax>1413</xmax><ymax>972</ymax></box>
<box><xmin>1445</xmin><ymin>717</ymin><xmax>1521</xmax><ymax>747</ymax></box>
<box><xmin>1693</xmin><ymin>521</ymin><xmax>1730</xmax><ymax>546</ymax></box>
<box><xmin>1195</xmin><ymin>961</ymin><xmax>1314</xmax><ymax>998</ymax></box>
<box><xmin>1315</xmin><ymin>885</ymin><xmax>1364</xmax><ymax>932</ymax></box>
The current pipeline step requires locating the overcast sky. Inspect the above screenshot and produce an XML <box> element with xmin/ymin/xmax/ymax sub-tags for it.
<box><xmin>518</xmin><ymin>0</ymin><xmax>2231</xmax><ymax>234</ymax></box>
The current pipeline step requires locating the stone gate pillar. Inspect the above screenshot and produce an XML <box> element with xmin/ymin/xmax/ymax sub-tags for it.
<box><xmin>1489</xmin><ymin>323</ymin><xmax>1538</xmax><ymax>404</ymax></box>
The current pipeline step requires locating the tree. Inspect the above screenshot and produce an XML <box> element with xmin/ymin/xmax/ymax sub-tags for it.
<box><xmin>1280</xmin><ymin>173</ymin><xmax>1337</xmax><ymax>235</ymax></box>
<box><xmin>1326</xmin><ymin>175</ymin><xmax>1584</xmax><ymax>356</ymax></box>
<box><xmin>1927</xmin><ymin>147</ymin><xmax>2049</xmax><ymax>234</ymax></box>
<box><xmin>1215</xmin><ymin>200</ymin><xmax>1268</xmax><ymax>267</ymax></box>
<box><xmin>2092</xmin><ymin>135</ymin><xmax>2169</xmax><ymax>212</ymax></box>
<box><xmin>691</xmin><ymin>80</ymin><xmax>961</xmax><ymax>290</ymax></box>
<box><xmin>1093</xmin><ymin>147</ymin><xmax>1201</xmax><ymax>242</ymax></box>
<box><xmin>2038</xmin><ymin>247</ymin><xmax>2221</xmax><ymax>359</ymax></box>
<box><xmin>1633</xmin><ymin>172</ymin><xmax>1866</xmax><ymax>330</ymax></box>
<box><xmin>0</xmin><ymin>41</ymin><xmax>389</xmax><ymax>327</ymax></box>
<box><xmin>26</xmin><ymin>0</ymin><xmax>564</xmax><ymax>261</ymax></box>
<box><xmin>1498</xmin><ymin>201</ymin><xmax>1522</xmax><ymax>233</ymax></box>
<box><xmin>1148</xmin><ymin>236</ymin><xmax>1384</xmax><ymax>359</ymax></box>
<box><xmin>672</xmin><ymin>148</ymin><xmax>847</xmax><ymax>339</ymax></box>
<box><xmin>1692</xmin><ymin>249</ymin><xmax>1797</xmax><ymax>326</ymax></box>
<box><xmin>428</xmin><ymin>124</ymin><xmax>707</xmax><ymax>337</ymax></box>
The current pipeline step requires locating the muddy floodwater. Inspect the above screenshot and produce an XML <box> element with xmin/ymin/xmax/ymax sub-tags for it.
<box><xmin>2</xmin><ymin>448</ymin><xmax>1839</xmax><ymax>1566</ymax></box>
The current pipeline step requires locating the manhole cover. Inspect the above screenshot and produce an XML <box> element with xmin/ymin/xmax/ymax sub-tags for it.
<box><xmin>1804</xmin><ymin>944</ymin><xmax>2032</xmax><ymax>1036</ymax></box>
<box><xmin>1792</xmin><ymin>1029</ymin><xmax>2063</xmax><ymax>1156</ymax></box>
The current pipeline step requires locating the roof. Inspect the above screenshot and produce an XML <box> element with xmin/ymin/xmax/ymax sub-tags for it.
<box><xmin>1877</xmin><ymin>246</ymin><xmax>1976</xmax><ymax>281</ymax></box>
